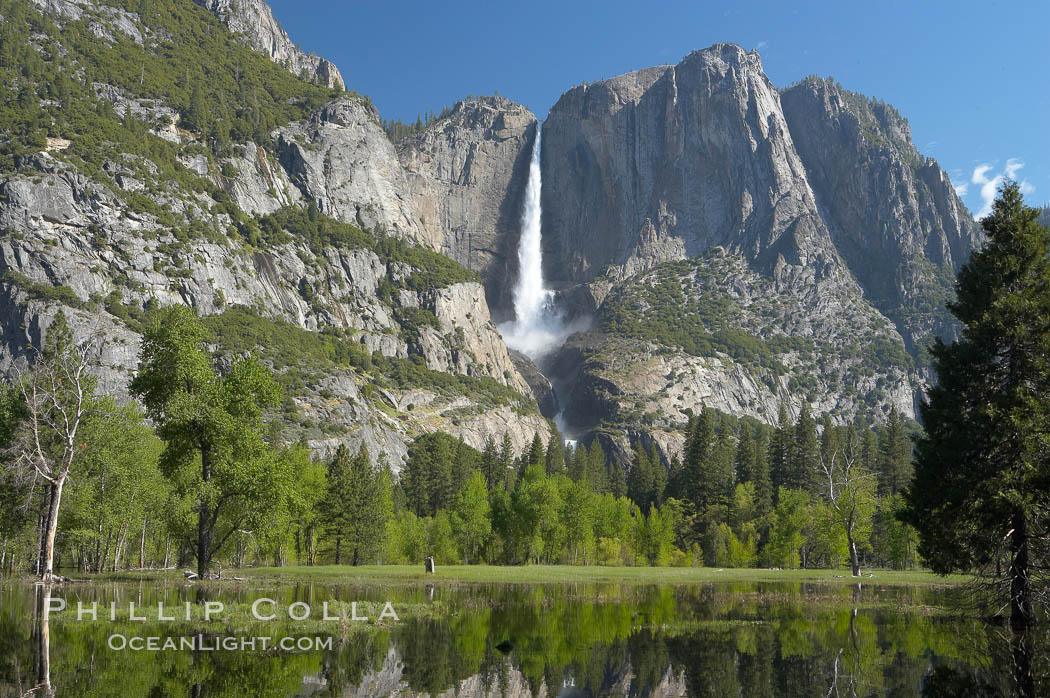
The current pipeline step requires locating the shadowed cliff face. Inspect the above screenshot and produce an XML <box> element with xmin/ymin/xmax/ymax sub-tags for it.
<box><xmin>526</xmin><ymin>43</ymin><xmax>983</xmax><ymax>447</ymax></box>
<box><xmin>396</xmin><ymin>97</ymin><xmax>538</xmax><ymax>320</ymax></box>
<box><xmin>779</xmin><ymin>76</ymin><xmax>982</xmax><ymax>354</ymax></box>
<box><xmin>541</xmin><ymin>44</ymin><xmax>844</xmax><ymax>288</ymax></box>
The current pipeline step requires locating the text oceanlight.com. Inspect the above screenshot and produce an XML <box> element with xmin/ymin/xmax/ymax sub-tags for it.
<box><xmin>108</xmin><ymin>634</ymin><xmax>333</xmax><ymax>652</ymax></box>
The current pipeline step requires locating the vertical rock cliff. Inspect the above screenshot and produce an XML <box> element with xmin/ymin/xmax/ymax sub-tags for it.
<box><xmin>396</xmin><ymin>97</ymin><xmax>538</xmax><ymax>317</ymax></box>
<box><xmin>780</xmin><ymin>76</ymin><xmax>981</xmax><ymax>357</ymax></box>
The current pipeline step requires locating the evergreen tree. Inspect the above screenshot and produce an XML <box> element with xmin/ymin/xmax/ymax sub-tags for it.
<box><xmin>545</xmin><ymin>432</ymin><xmax>565</xmax><ymax>475</ymax></box>
<box><xmin>479</xmin><ymin>436</ymin><xmax>501</xmax><ymax>491</ymax></box>
<box><xmin>319</xmin><ymin>446</ymin><xmax>384</xmax><ymax>565</ymax></box>
<box><xmin>768</xmin><ymin>403</ymin><xmax>793</xmax><ymax>499</ymax></box>
<box><xmin>792</xmin><ymin>403</ymin><xmax>819</xmax><ymax>492</ymax></box>
<box><xmin>818</xmin><ymin>414</ymin><xmax>839</xmax><ymax>493</ymax></box>
<box><xmin>750</xmin><ymin>430</ymin><xmax>773</xmax><ymax>519</ymax></box>
<box><xmin>628</xmin><ymin>442</ymin><xmax>654</xmax><ymax>512</ymax></box>
<box><xmin>649</xmin><ymin>444</ymin><xmax>667</xmax><ymax>509</ymax></box>
<box><xmin>904</xmin><ymin>182</ymin><xmax>1050</xmax><ymax>627</ymax></box>
<box><xmin>878</xmin><ymin>407</ymin><xmax>911</xmax><ymax>495</ymax></box>
<box><xmin>527</xmin><ymin>433</ymin><xmax>545</xmax><ymax>468</ymax></box>
<box><xmin>607</xmin><ymin>458</ymin><xmax>627</xmax><ymax>499</ymax></box>
<box><xmin>499</xmin><ymin>432</ymin><xmax>515</xmax><ymax>489</ymax></box>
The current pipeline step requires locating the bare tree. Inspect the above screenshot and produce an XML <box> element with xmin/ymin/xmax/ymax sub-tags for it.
<box><xmin>818</xmin><ymin>428</ymin><xmax>877</xmax><ymax>577</ymax></box>
<box><xmin>6</xmin><ymin>314</ymin><xmax>100</xmax><ymax>582</ymax></box>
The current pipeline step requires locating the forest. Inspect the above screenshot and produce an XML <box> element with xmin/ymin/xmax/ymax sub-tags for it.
<box><xmin>0</xmin><ymin>304</ymin><xmax>918</xmax><ymax>578</ymax></box>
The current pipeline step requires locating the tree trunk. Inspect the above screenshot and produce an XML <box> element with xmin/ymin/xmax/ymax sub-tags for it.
<box><xmin>848</xmin><ymin>536</ymin><xmax>860</xmax><ymax>577</ymax></box>
<box><xmin>334</xmin><ymin>537</ymin><xmax>341</xmax><ymax>565</ymax></box>
<box><xmin>40</xmin><ymin>475</ymin><xmax>66</xmax><ymax>582</ymax></box>
<box><xmin>352</xmin><ymin>546</ymin><xmax>359</xmax><ymax>567</ymax></box>
<box><xmin>1010</xmin><ymin>510</ymin><xmax>1032</xmax><ymax>628</ymax></box>
<box><xmin>197</xmin><ymin>442</ymin><xmax>213</xmax><ymax>579</ymax></box>
<box><xmin>35</xmin><ymin>488</ymin><xmax>51</xmax><ymax>577</ymax></box>
<box><xmin>139</xmin><ymin>519</ymin><xmax>147</xmax><ymax>569</ymax></box>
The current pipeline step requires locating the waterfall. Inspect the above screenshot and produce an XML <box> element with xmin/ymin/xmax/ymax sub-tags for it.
<box><xmin>499</xmin><ymin>123</ymin><xmax>587</xmax><ymax>441</ymax></box>
<box><xmin>499</xmin><ymin>124</ymin><xmax>571</xmax><ymax>360</ymax></box>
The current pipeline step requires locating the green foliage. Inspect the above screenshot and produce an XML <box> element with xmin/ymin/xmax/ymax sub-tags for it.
<box><xmin>130</xmin><ymin>304</ymin><xmax>282</xmax><ymax>576</ymax></box>
<box><xmin>599</xmin><ymin>258</ymin><xmax>807</xmax><ymax>371</ymax></box>
<box><xmin>764</xmin><ymin>488</ymin><xmax>811</xmax><ymax>568</ymax></box>
<box><xmin>2</xmin><ymin>271</ymin><xmax>87</xmax><ymax>309</ymax></box>
<box><xmin>904</xmin><ymin>182</ymin><xmax>1050</xmax><ymax>623</ymax></box>
<box><xmin>202</xmin><ymin>306</ymin><xmax>531</xmax><ymax>411</ymax></box>
<box><xmin>318</xmin><ymin>445</ymin><xmax>387</xmax><ymax>565</ymax></box>
<box><xmin>254</xmin><ymin>206</ymin><xmax>479</xmax><ymax>292</ymax></box>
<box><xmin>381</xmin><ymin>105</ymin><xmax>453</xmax><ymax>142</ymax></box>
<box><xmin>0</xmin><ymin>0</ymin><xmax>341</xmax><ymax>172</ymax></box>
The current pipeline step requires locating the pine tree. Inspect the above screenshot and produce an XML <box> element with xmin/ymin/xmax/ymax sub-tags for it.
<box><xmin>527</xmin><ymin>433</ymin><xmax>545</xmax><ymax>468</ymax></box>
<box><xmin>545</xmin><ymin>432</ymin><xmax>565</xmax><ymax>475</ymax></box>
<box><xmin>818</xmin><ymin>414</ymin><xmax>839</xmax><ymax>493</ymax></box>
<box><xmin>499</xmin><ymin>433</ymin><xmax>515</xmax><ymax>489</ymax></box>
<box><xmin>878</xmin><ymin>407</ymin><xmax>911</xmax><ymax>495</ymax></box>
<box><xmin>735</xmin><ymin>422</ymin><xmax>756</xmax><ymax>485</ymax></box>
<box><xmin>768</xmin><ymin>403</ymin><xmax>793</xmax><ymax>499</ymax></box>
<box><xmin>628</xmin><ymin>442</ymin><xmax>654</xmax><ymax>512</ymax></box>
<box><xmin>479</xmin><ymin>436</ymin><xmax>501</xmax><ymax>491</ymax></box>
<box><xmin>904</xmin><ymin>182</ymin><xmax>1050</xmax><ymax>628</ymax></box>
<box><xmin>792</xmin><ymin>403</ymin><xmax>818</xmax><ymax>492</ymax></box>
<box><xmin>750</xmin><ymin>430</ymin><xmax>773</xmax><ymax>519</ymax></box>
<box><xmin>682</xmin><ymin>406</ymin><xmax>732</xmax><ymax>549</ymax></box>
<box><xmin>649</xmin><ymin>444</ymin><xmax>667</xmax><ymax>508</ymax></box>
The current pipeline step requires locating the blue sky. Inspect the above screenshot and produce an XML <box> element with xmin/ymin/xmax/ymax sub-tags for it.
<box><xmin>269</xmin><ymin>0</ymin><xmax>1049</xmax><ymax>216</ymax></box>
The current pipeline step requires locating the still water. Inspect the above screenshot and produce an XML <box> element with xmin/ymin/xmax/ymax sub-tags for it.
<box><xmin>0</xmin><ymin>579</ymin><xmax>1043</xmax><ymax>697</ymax></box>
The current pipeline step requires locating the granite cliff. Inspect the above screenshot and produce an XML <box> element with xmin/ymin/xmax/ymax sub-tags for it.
<box><xmin>1</xmin><ymin>0</ymin><xmax>550</xmax><ymax>468</ymax></box>
<box><xmin>525</xmin><ymin>45</ymin><xmax>979</xmax><ymax>460</ymax></box>
<box><xmin>2</xmin><ymin>0</ymin><xmax>981</xmax><ymax>469</ymax></box>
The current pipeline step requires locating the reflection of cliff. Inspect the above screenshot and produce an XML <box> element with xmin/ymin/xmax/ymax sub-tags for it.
<box><xmin>306</xmin><ymin>645</ymin><xmax>688</xmax><ymax>698</ymax></box>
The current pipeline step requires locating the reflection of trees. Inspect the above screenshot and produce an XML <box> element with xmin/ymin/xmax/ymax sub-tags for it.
<box><xmin>1</xmin><ymin>582</ymin><xmax>1047</xmax><ymax>696</ymax></box>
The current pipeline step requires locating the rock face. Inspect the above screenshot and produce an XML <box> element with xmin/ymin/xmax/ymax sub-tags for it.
<box><xmin>538</xmin><ymin>44</ymin><xmax>944</xmax><ymax>450</ymax></box>
<box><xmin>0</xmin><ymin>0</ymin><xmax>552</xmax><ymax>469</ymax></box>
<box><xmin>542</xmin><ymin>46</ymin><xmax>844</xmax><ymax>287</ymax></box>
<box><xmin>276</xmin><ymin>99</ymin><xmax>426</xmax><ymax>241</ymax></box>
<box><xmin>779</xmin><ymin>76</ymin><xmax>981</xmax><ymax>354</ymax></box>
<box><xmin>396</xmin><ymin>97</ymin><xmax>538</xmax><ymax>317</ymax></box>
<box><xmin>0</xmin><ymin>153</ymin><xmax>548</xmax><ymax>468</ymax></box>
<box><xmin>8</xmin><ymin>0</ymin><xmax>983</xmax><ymax>470</ymax></box>
<box><xmin>193</xmin><ymin>0</ymin><xmax>344</xmax><ymax>88</ymax></box>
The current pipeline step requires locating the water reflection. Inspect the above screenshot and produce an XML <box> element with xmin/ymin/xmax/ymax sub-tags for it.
<box><xmin>0</xmin><ymin>580</ymin><xmax>1043</xmax><ymax>697</ymax></box>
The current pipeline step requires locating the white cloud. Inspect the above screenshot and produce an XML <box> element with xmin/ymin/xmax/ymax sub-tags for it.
<box><xmin>1004</xmin><ymin>158</ymin><xmax>1024</xmax><ymax>180</ymax></box>
<box><xmin>969</xmin><ymin>159</ymin><xmax>1035</xmax><ymax>220</ymax></box>
<box><xmin>954</xmin><ymin>182</ymin><xmax>969</xmax><ymax>196</ymax></box>
<box><xmin>756</xmin><ymin>40</ymin><xmax>768</xmax><ymax>50</ymax></box>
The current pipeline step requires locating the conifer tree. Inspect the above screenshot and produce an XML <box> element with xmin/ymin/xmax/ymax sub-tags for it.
<box><xmin>878</xmin><ymin>407</ymin><xmax>911</xmax><ymax>495</ymax></box>
<box><xmin>629</xmin><ymin>442</ymin><xmax>654</xmax><ymax>512</ymax></box>
<box><xmin>768</xmin><ymin>403</ymin><xmax>793</xmax><ymax>499</ymax></box>
<box><xmin>904</xmin><ymin>182</ymin><xmax>1050</xmax><ymax>628</ymax></box>
<box><xmin>545</xmin><ymin>432</ymin><xmax>565</xmax><ymax>475</ymax></box>
<box><xmin>792</xmin><ymin>403</ymin><xmax>819</xmax><ymax>492</ymax></box>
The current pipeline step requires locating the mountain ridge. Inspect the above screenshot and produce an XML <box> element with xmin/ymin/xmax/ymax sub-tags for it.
<box><xmin>0</xmin><ymin>1</ymin><xmax>982</xmax><ymax>467</ymax></box>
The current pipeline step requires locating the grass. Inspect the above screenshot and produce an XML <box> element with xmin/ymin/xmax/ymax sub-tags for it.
<box><xmin>79</xmin><ymin>564</ymin><xmax>969</xmax><ymax>587</ymax></box>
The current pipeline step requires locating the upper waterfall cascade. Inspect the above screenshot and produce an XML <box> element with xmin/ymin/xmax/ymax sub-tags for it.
<box><xmin>497</xmin><ymin>125</ymin><xmax>573</xmax><ymax>360</ymax></box>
